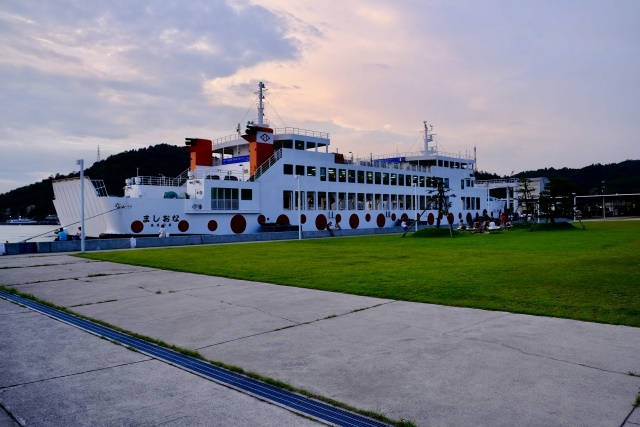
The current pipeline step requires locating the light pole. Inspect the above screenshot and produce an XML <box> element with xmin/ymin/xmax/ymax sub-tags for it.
<box><xmin>76</xmin><ymin>159</ymin><xmax>85</xmax><ymax>253</ymax></box>
<box><xmin>572</xmin><ymin>193</ymin><xmax>576</xmax><ymax>222</ymax></box>
<box><xmin>295</xmin><ymin>175</ymin><xmax>302</xmax><ymax>240</ymax></box>
<box><xmin>413</xmin><ymin>183</ymin><xmax>418</xmax><ymax>231</ymax></box>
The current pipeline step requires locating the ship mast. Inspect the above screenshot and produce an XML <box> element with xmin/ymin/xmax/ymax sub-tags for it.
<box><xmin>256</xmin><ymin>81</ymin><xmax>266</xmax><ymax>126</ymax></box>
<box><xmin>423</xmin><ymin>121</ymin><xmax>434</xmax><ymax>152</ymax></box>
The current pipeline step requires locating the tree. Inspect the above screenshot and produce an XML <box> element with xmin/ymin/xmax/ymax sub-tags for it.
<box><xmin>427</xmin><ymin>178</ymin><xmax>456</xmax><ymax>229</ymax></box>
<box><xmin>517</xmin><ymin>178</ymin><xmax>536</xmax><ymax>223</ymax></box>
<box><xmin>538</xmin><ymin>177</ymin><xmax>575</xmax><ymax>223</ymax></box>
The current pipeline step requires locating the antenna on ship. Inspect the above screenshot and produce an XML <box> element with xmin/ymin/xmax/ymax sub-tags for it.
<box><xmin>474</xmin><ymin>146</ymin><xmax>478</xmax><ymax>172</ymax></box>
<box><xmin>423</xmin><ymin>121</ymin><xmax>434</xmax><ymax>152</ymax></box>
<box><xmin>256</xmin><ymin>81</ymin><xmax>266</xmax><ymax>126</ymax></box>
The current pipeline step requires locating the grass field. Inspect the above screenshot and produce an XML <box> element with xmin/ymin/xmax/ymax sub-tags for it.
<box><xmin>78</xmin><ymin>220</ymin><xmax>640</xmax><ymax>327</ymax></box>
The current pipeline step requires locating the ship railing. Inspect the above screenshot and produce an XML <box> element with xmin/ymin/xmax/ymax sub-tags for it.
<box><xmin>353</xmin><ymin>159</ymin><xmax>431</xmax><ymax>173</ymax></box>
<box><xmin>476</xmin><ymin>178</ymin><xmax>519</xmax><ymax>185</ymax></box>
<box><xmin>357</xmin><ymin>148</ymin><xmax>473</xmax><ymax>162</ymax></box>
<box><xmin>190</xmin><ymin>167</ymin><xmax>246</xmax><ymax>180</ymax></box>
<box><xmin>129</xmin><ymin>170</ymin><xmax>189</xmax><ymax>187</ymax></box>
<box><xmin>274</xmin><ymin>127</ymin><xmax>329</xmax><ymax>139</ymax></box>
<box><xmin>249</xmin><ymin>148</ymin><xmax>283</xmax><ymax>181</ymax></box>
<box><xmin>213</xmin><ymin>134</ymin><xmax>244</xmax><ymax>146</ymax></box>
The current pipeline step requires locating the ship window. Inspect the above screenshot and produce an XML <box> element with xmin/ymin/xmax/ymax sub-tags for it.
<box><xmin>338</xmin><ymin>192</ymin><xmax>346</xmax><ymax>209</ymax></box>
<box><xmin>296</xmin><ymin>165</ymin><xmax>305</xmax><ymax>175</ymax></box>
<box><xmin>438</xmin><ymin>160</ymin><xmax>443</xmax><ymax>167</ymax></box>
<box><xmin>348</xmin><ymin>169</ymin><xmax>356</xmax><ymax>183</ymax></box>
<box><xmin>348</xmin><ymin>193</ymin><xmax>356</xmax><ymax>210</ymax></box>
<box><xmin>328</xmin><ymin>168</ymin><xmax>336</xmax><ymax>182</ymax></box>
<box><xmin>461</xmin><ymin>180</ymin><xmax>465</xmax><ymax>190</ymax></box>
<box><xmin>390</xmin><ymin>174</ymin><xmax>397</xmax><ymax>185</ymax></box>
<box><xmin>295</xmin><ymin>140</ymin><xmax>305</xmax><ymax>150</ymax></box>
<box><xmin>307</xmin><ymin>166</ymin><xmax>316</xmax><ymax>176</ymax></box>
<box><xmin>382</xmin><ymin>173</ymin><xmax>389</xmax><ymax>185</ymax></box>
<box><xmin>419</xmin><ymin>176</ymin><xmax>425</xmax><ymax>187</ymax></box>
<box><xmin>444</xmin><ymin>161</ymin><xmax>449</xmax><ymax>168</ymax></box>
<box><xmin>320</xmin><ymin>167</ymin><xmax>327</xmax><ymax>181</ymax></box>
<box><xmin>357</xmin><ymin>193</ymin><xmax>365</xmax><ymax>210</ymax></box>
<box><xmin>366</xmin><ymin>193</ymin><xmax>373</xmax><ymax>210</ymax></box>
<box><xmin>329</xmin><ymin>192</ymin><xmax>337</xmax><ymax>209</ymax></box>
<box><xmin>366</xmin><ymin>171</ymin><xmax>373</xmax><ymax>184</ymax></box>
<box><xmin>357</xmin><ymin>170</ymin><xmax>365</xmax><ymax>183</ymax></box>
<box><xmin>375</xmin><ymin>172</ymin><xmax>381</xmax><ymax>185</ymax></box>
<box><xmin>211</xmin><ymin>187</ymin><xmax>239</xmax><ymax>210</ymax></box>
<box><xmin>444</xmin><ymin>178</ymin><xmax>450</xmax><ymax>188</ymax></box>
<box><xmin>339</xmin><ymin>169</ymin><xmax>347</xmax><ymax>182</ymax></box>
<box><xmin>279</xmin><ymin>140</ymin><xmax>293</xmax><ymax>149</ymax></box>
<box><xmin>318</xmin><ymin>192</ymin><xmax>327</xmax><ymax>209</ymax></box>
<box><xmin>283</xmin><ymin>190</ymin><xmax>293</xmax><ymax>210</ymax></box>
<box><xmin>412</xmin><ymin>175</ymin><xmax>418</xmax><ymax>185</ymax></box>
<box><xmin>307</xmin><ymin>191</ymin><xmax>315</xmax><ymax>210</ymax></box>
<box><xmin>398</xmin><ymin>174</ymin><xmax>404</xmax><ymax>186</ymax></box>
<box><xmin>284</xmin><ymin>164</ymin><xmax>293</xmax><ymax>175</ymax></box>
<box><xmin>241</xmin><ymin>189</ymin><xmax>252</xmax><ymax>200</ymax></box>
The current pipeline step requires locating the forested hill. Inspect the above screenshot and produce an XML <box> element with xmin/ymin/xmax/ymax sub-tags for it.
<box><xmin>0</xmin><ymin>144</ymin><xmax>189</xmax><ymax>221</ymax></box>
<box><xmin>515</xmin><ymin>159</ymin><xmax>640</xmax><ymax>195</ymax></box>
<box><xmin>0</xmin><ymin>144</ymin><xmax>638</xmax><ymax>221</ymax></box>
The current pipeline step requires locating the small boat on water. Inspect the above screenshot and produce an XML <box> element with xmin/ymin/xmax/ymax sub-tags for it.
<box><xmin>52</xmin><ymin>82</ymin><xmax>504</xmax><ymax>238</ymax></box>
<box><xmin>5</xmin><ymin>217</ymin><xmax>38</xmax><ymax>225</ymax></box>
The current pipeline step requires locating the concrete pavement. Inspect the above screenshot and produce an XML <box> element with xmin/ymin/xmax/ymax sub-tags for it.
<box><xmin>1</xmin><ymin>253</ymin><xmax>639</xmax><ymax>426</ymax></box>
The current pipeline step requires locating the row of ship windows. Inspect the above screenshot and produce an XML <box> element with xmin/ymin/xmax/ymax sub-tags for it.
<box><xmin>282</xmin><ymin>192</ymin><xmax>483</xmax><ymax>212</ymax></box>
<box><xmin>282</xmin><ymin>164</ymin><xmax>474</xmax><ymax>188</ymax></box>
<box><xmin>207</xmin><ymin>187</ymin><xmax>481</xmax><ymax>212</ymax></box>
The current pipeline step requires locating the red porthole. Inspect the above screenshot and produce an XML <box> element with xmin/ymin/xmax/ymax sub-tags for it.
<box><xmin>230</xmin><ymin>215</ymin><xmax>247</xmax><ymax>234</ymax></box>
<box><xmin>316</xmin><ymin>214</ymin><xmax>328</xmax><ymax>231</ymax></box>
<box><xmin>427</xmin><ymin>213</ymin><xmax>434</xmax><ymax>225</ymax></box>
<box><xmin>276</xmin><ymin>214</ymin><xmax>290</xmax><ymax>225</ymax></box>
<box><xmin>131</xmin><ymin>220</ymin><xmax>143</xmax><ymax>233</ymax></box>
<box><xmin>349</xmin><ymin>214</ymin><xmax>359</xmax><ymax>229</ymax></box>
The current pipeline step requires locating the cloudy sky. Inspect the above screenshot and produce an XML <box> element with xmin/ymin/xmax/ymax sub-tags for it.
<box><xmin>1</xmin><ymin>0</ymin><xmax>638</xmax><ymax>194</ymax></box>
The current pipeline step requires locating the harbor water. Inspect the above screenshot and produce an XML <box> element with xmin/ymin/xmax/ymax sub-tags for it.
<box><xmin>0</xmin><ymin>225</ymin><xmax>60</xmax><ymax>243</ymax></box>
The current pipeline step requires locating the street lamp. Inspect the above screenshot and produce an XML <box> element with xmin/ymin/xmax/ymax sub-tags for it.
<box><xmin>239</xmin><ymin>164</ymin><xmax>244</xmax><ymax>181</ymax></box>
<box><xmin>76</xmin><ymin>159</ymin><xmax>85</xmax><ymax>253</ymax></box>
<box><xmin>413</xmin><ymin>183</ymin><xmax>418</xmax><ymax>231</ymax></box>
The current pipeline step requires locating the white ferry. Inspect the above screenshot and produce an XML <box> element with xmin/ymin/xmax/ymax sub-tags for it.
<box><xmin>53</xmin><ymin>82</ymin><xmax>502</xmax><ymax>238</ymax></box>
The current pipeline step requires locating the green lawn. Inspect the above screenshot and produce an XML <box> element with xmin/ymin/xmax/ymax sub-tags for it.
<box><xmin>79</xmin><ymin>220</ymin><xmax>640</xmax><ymax>327</ymax></box>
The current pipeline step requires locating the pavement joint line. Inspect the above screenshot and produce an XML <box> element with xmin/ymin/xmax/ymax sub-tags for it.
<box><xmin>0</xmin><ymin>359</ymin><xmax>153</xmax><ymax>391</ymax></box>
<box><xmin>0</xmin><ymin>401</ymin><xmax>23</xmax><ymax>426</ymax></box>
<box><xmin>440</xmin><ymin>312</ymin><xmax>513</xmax><ymax>334</ymax></box>
<box><xmin>463</xmin><ymin>336</ymin><xmax>634</xmax><ymax>376</ymax></box>
<box><xmin>195</xmin><ymin>301</ymin><xmax>397</xmax><ymax>350</ymax></box>
<box><xmin>0</xmin><ymin>290</ymin><xmax>392</xmax><ymax>427</ymax></box>
<box><xmin>620</xmin><ymin>406</ymin><xmax>640</xmax><ymax>426</ymax></box>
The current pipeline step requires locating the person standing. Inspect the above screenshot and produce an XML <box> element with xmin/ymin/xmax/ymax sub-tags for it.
<box><xmin>158</xmin><ymin>225</ymin><xmax>166</xmax><ymax>237</ymax></box>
